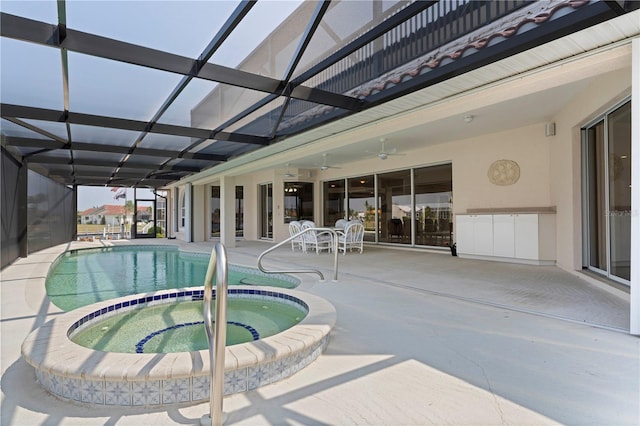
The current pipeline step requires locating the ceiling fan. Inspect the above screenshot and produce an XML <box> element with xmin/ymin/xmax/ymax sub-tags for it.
<box><xmin>317</xmin><ymin>153</ymin><xmax>340</xmax><ymax>171</ymax></box>
<box><xmin>366</xmin><ymin>138</ymin><xmax>403</xmax><ymax>160</ymax></box>
<box><xmin>281</xmin><ymin>163</ymin><xmax>303</xmax><ymax>178</ymax></box>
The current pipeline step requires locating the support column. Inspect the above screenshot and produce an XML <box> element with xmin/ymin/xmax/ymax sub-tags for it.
<box><xmin>220</xmin><ymin>176</ymin><xmax>236</xmax><ymax>248</ymax></box>
<box><xmin>185</xmin><ymin>183</ymin><xmax>193</xmax><ymax>243</ymax></box>
<box><xmin>72</xmin><ymin>184</ymin><xmax>78</xmax><ymax>241</ymax></box>
<box><xmin>18</xmin><ymin>158</ymin><xmax>28</xmax><ymax>258</ymax></box>
<box><xmin>192</xmin><ymin>185</ymin><xmax>206</xmax><ymax>242</ymax></box>
<box><xmin>630</xmin><ymin>38</ymin><xmax>639</xmax><ymax>335</ymax></box>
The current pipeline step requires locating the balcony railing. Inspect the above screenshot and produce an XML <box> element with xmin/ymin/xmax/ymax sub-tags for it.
<box><xmin>278</xmin><ymin>0</ymin><xmax>533</xmax><ymax>131</ymax></box>
<box><xmin>315</xmin><ymin>1</ymin><xmax>533</xmax><ymax>95</ymax></box>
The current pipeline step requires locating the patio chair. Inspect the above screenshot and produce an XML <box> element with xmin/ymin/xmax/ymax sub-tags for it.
<box><xmin>301</xmin><ymin>221</ymin><xmax>333</xmax><ymax>254</ymax></box>
<box><xmin>388</xmin><ymin>218</ymin><xmax>404</xmax><ymax>239</ymax></box>
<box><xmin>288</xmin><ymin>221</ymin><xmax>304</xmax><ymax>251</ymax></box>
<box><xmin>337</xmin><ymin>220</ymin><xmax>364</xmax><ymax>254</ymax></box>
<box><xmin>334</xmin><ymin>218</ymin><xmax>348</xmax><ymax>229</ymax></box>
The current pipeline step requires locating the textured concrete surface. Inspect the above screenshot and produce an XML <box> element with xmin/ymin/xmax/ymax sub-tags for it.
<box><xmin>2</xmin><ymin>240</ymin><xmax>638</xmax><ymax>425</ymax></box>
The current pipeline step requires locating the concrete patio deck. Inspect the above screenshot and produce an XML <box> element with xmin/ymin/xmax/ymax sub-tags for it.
<box><xmin>1</xmin><ymin>239</ymin><xmax>638</xmax><ymax>425</ymax></box>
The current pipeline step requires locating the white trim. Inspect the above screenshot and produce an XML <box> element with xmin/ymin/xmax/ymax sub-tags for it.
<box><xmin>630</xmin><ymin>38</ymin><xmax>639</xmax><ymax>335</ymax></box>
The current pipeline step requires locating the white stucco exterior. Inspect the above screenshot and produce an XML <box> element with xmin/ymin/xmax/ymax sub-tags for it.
<box><xmin>165</xmin><ymin>14</ymin><xmax>639</xmax><ymax>333</ymax></box>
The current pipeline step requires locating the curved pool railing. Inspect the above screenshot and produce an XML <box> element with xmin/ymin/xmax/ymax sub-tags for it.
<box><xmin>258</xmin><ymin>227</ymin><xmax>339</xmax><ymax>281</ymax></box>
<box><xmin>202</xmin><ymin>243</ymin><xmax>228</xmax><ymax>426</ymax></box>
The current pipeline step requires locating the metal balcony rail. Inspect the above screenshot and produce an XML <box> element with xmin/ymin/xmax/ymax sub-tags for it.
<box><xmin>292</xmin><ymin>0</ymin><xmax>534</xmax><ymax>112</ymax></box>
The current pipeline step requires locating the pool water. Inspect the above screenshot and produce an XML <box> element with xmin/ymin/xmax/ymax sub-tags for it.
<box><xmin>70</xmin><ymin>298</ymin><xmax>306</xmax><ymax>353</ymax></box>
<box><xmin>46</xmin><ymin>246</ymin><xmax>299</xmax><ymax>311</ymax></box>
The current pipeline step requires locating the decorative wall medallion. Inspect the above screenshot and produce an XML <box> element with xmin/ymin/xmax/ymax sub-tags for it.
<box><xmin>488</xmin><ymin>159</ymin><xmax>520</xmax><ymax>186</ymax></box>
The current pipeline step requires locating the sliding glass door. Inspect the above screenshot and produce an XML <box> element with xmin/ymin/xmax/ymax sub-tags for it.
<box><xmin>259</xmin><ymin>183</ymin><xmax>273</xmax><ymax>239</ymax></box>
<box><xmin>583</xmin><ymin>100</ymin><xmax>631</xmax><ymax>283</ymax></box>
<box><xmin>235</xmin><ymin>186</ymin><xmax>244</xmax><ymax>238</ymax></box>
<box><xmin>330</xmin><ymin>164</ymin><xmax>452</xmax><ymax>247</ymax></box>
<box><xmin>211</xmin><ymin>185</ymin><xmax>244</xmax><ymax>238</ymax></box>
<box><xmin>377</xmin><ymin>170</ymin><xmax>411</xmax><ymax>244</ymax></box>
<box><xmin>323</xmin><ymin>179</ymin><xmax>345</xmax><ymax>227</ymax></box>
<box><xmin>348</xmin><ymin>176</ymin><xmax>375</xmax><ymax>242</ymax></box>
<box><xmin>211</xmin><ymin>186</ymin><xmax>220</xmax><ymax>238</ymax></box>
<box><xmin>415</xmin><ymin>164</ymin><xmax>453</xmax><ymax>247</ymax></box>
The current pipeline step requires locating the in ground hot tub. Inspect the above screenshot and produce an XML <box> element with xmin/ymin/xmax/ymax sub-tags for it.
<box><xmin>22</xmin><ymin>286</ymin><xmax>336</xmax><ymax>407</ymax></box>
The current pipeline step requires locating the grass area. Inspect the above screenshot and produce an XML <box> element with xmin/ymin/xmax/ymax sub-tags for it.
<box><xmin>77</xmin><ymin>224</ymin><xmax>164</xmax><ymax>238</ymax></box>
<box><xmin>77</xmin><ymin>224</ymin><xmax>128</xmax><ymax>234</ymax></box>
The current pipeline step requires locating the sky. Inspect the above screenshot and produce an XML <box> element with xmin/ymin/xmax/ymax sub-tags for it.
<box><xmin>77</xmin><ymin>187</ymin><xmax>157</xmax><ymax>211</ymax></box>
<box><xmin>3</xmin><ymin>1</ymin><xmax>304</xmax><ymax>212</ymax></box>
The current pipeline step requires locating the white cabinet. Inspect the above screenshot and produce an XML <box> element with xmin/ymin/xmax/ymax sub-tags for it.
<box><xmin>493</xmin><ymin>214</ymin><xmax>515</xmax><ymax>257</ymax></box>
<box><xmin>514</xmin><ymin>214</ymin><xmax>538</xmax><ymax>260</ymax></box>
<box><xmin>456</xmin><ymin>215</ymin><xmax>492</xmax><ymax>256</ymax></box>
<box><xmin>455</xmin><ymin>215</ymin><xmax>474</xmax><ymax>255</ymax></box>
<box><xmin>472</xmin><ymin>215</ymin><xmax>493</xmax><ymax>256</ymax></box>
<box><xmin>455</xmin><ymin>212</ymin><xmax>556</xmax><ymax>265</ymax></box>
<box><xmin>516</xmin><ymin>214</ymin><xmax>556</xmax><ymax>262</ymax></box>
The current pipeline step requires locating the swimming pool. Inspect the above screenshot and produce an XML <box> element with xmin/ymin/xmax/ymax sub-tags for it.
<box><xmin>46</xmin><ymin>245</ymin><xmax>299</xmax><ymax>310</ymax></box>
<box><xmin>70</xmin><ymin>297</ymin><xmax>306</xmax><ymax>353</ymax></box>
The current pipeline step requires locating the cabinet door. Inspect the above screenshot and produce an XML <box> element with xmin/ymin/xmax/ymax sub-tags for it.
<box><xmin>473</xmin><ymin>215</ymin><xmax>494</xmax><ymax>256</ymax></box>
<box><xmin>455</xmin><ymin>215</ymin><xmax>474</xmax><ymax>254</ymax></box>
<box><xmin>514</xmin><ymin>214</ymin><xmax>539</xmax><ymax>259</ymax></box>
<box><xmin>493</xmin><ymin>214</ymin><xmax>515</xmax><ymax>257</ymax></box>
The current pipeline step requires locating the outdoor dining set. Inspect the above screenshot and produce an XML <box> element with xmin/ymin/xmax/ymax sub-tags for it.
<box><xmin>288</xmin><ymin>219</ymin><xmax>365</xmax><ymax>255</ymax></box>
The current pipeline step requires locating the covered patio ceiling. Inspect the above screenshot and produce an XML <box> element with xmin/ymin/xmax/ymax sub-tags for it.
<box><xmin>1</xmin><ymin>0</ymin><xmax>636</xmax><ymax>188</ymax></box>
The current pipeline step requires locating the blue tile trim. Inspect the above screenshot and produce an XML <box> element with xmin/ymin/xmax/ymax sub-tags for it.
<box><xmin>134</xmin><ymin>320</ymin><xmax>260</xmax><ymax>353</ymax></box>
<box><xmin>68</xmin><ymin>288</ymin><xmax>308</xmax><ymax>339</ymax></box>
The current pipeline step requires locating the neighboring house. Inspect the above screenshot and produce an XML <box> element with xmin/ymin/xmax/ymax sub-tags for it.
<box><xmin>80</xmin><ymin>205</ymin><xmax>124</xmax><ymax>225</ymax></box>
<box><xmin>79</xmin><ymin>205</ymin><xmax>149</xmax><ymax>225</ymax></box>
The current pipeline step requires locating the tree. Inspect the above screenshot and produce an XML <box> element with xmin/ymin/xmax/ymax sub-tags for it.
<box><xmin>124</xmin><ymin>200</ymin><xmax>134</xmax><ymax>222</ymax></box>
<box><xmin>363</xmin><ymin>200</ymin><xmax>376</xmax><ymax>230</ymax></box>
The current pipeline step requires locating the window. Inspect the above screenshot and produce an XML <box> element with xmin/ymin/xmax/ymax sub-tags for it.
<box><xmin>259</xmin><ymin>183</ymin><xmax>273</xmax><ymax>239</ymax></box>
<box><xmin>414</xmin><ymin>164</ymin><xmax>452</xmax><ymax>247</ymax></box>
<box><xmin>179</xmin><ymin>189</ymin><xmax>186</xmax><ymax>229</ymax></box>
<box><xmin>377</xmin><ymin>170</ymin><xmax>411</xmax><ymax>244</ymax></box>
<box><xmin>323</xmin><ymin>179</ymin><xmax>345</xmax><ymax>227</ymax></box>
<box><xmin>347</xmin><ymin>176</ymin><xmax>375</xmax><ymax>242</ymax></box>
<box><xmin>284</xmin><ymin>182</ymin><xmax>313</xmax><ymax>223</ymax></box>
<box><xmin>211</xmin><ymin>186</ymin><xmax>220</xmax><ymax>238</ymax></box>
<box><xmin>324</xmin><ymin>164</ymin><xmax>452</xmax><ymax>247</ymax></box>
<box><xmin>236</xmin><ymin>186</ymin><xmax>244</xmax><ymax>238</ymax></box>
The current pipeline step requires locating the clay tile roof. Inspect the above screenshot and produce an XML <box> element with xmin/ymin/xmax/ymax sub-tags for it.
<box><xmin>280</xmin><ymin>0</ymin><xmax>588</xmax><ymax>130</ymax></box>
<box><xmin>101</xmin><ymin>205</ymin><xmax>125</xmax><ymax>215</ymax></box>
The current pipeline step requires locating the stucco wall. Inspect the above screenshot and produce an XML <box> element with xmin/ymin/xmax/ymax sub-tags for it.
<box><xmin>551</xmin><ymin>67</ymin><xmax>631</xmax><ymax>270</ymax></box>
<box><xmin>170</xmin><ymin>65</ymin><xmax>631</xmax><ymax>276</ymax></box>
<box><xmin>449</xmin><ymin>124</ymin><xmax>552</xmax><ymax>214</ymax></box>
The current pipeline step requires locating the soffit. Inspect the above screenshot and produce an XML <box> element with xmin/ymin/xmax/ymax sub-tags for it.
<box><xmin>183</xmin><ymin>7</ymin><xmax>638</xmax><ymax>182</ymax></box>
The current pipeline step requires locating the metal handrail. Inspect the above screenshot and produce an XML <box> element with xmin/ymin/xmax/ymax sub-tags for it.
<box><xmin>201</xmin><ymin>243</ymin><xmax>228</xmax><ymax>426</ymax></box>
<box><xmin>257</xmin><ymin>227</ymin><xmax>339</xmax><ymax>281</ymax></box>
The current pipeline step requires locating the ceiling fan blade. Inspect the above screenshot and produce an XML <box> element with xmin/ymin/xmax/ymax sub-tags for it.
<box><xmin>320</xmin><ymin>164</ymin><xmax>340</xmax><ymax>171</ymax></box>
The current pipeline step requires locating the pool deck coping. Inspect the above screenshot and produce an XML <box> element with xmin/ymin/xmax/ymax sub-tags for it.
<box><xmin>21</xmin><ymin>286</ymin><xmax>335</xmax><ymax>382</ymax></box>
